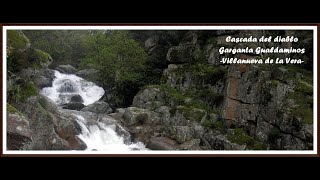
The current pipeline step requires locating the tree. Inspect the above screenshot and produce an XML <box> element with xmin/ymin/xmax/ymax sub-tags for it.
<box><xmin>81</xmin><ymin>30</ymin><xmax>148</xmax><ymax>106</ymax></box>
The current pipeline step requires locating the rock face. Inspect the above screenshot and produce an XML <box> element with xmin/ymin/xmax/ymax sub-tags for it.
<box><xmin>55</xmin><ymin>64</ymin><xmax>77</xmax><ymax>74</ymax></box>
<box><xmin>146</xmin><ymin>137</ymin><xmax>178</xmax><ymax>150</ymax></box>
<box><xmin>123</xmin><ymin>30</ymin><xmax>314</xmax><ymax>150</ymax></box>
<box><xmin>167</xmin><ymin>44</ymin><xmax>194</xmax><ymax>63</ymax></box>
<box><xmin>7</xmin><ymin>112</ymin><xmax>33</xmax><ymax>150</ymax></box>
<box><xmin>33</xmin><ymin>76</ymin><xmax>52</xmax><ymax>89</ymax></box>
<box><xmin>81</xmin><ymin>101</ymin><xmax>113</xmax><ymax>114</ymax></box>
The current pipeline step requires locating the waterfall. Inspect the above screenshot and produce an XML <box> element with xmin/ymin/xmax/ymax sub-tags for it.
<box><xmin>40</xmin><ymin>70</ymin><xmax>148</xmax><ymax>151</ymax></box>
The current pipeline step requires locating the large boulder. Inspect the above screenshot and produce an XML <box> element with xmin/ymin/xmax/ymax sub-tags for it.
<box><xmin>38</xmin><ymin>94</ymin><xmax>60</xmax><ymax>113</ymax></box>
<box><xmin>123</xmin><ymin>107</ymin><xmax>160</xmax><ymax>126</ymax></box>
<box><xmin>166</xmin><ymin>44</ymin><xmax>195</xmax><ymax>63</ymax></box>
<box><xmin>81</xmin><ymin>101</ymin><xmax>112</xmax><ymax>114</ymax></box>
<box><xmin>168</xmin><ymin>126</ymin><xmax>194</xmax><ymax>143</ymax></box>
<box><xmin>75</xmin><ymin>69</ymin><xmax>99</xmax><ymax>84</ymax></box>
<box><xmin>70</xmin><ymin>95</ymin><xmax>84</xmax><ymax>103</ymax></box>
<box><xmin>33</xmin><ymin>76</ymin><xmax>52</xmax><ymax>89</ymax></box>
<box><xmin>146</xmin><ymin>137</ymin><xmax>178</xmax><ymax>150</ymax></box>
<box><xmin>55</xmin><ymin>64</ymin><xmax>77</xmax><ymax>74</ymax></box>
<box><xmin>132</xmin><ymin>87</ymin><xmax>165</xmax><ymax>110</ymax></box>
<box><xmin>178</xmin><ymin>139</ymin><xmax>202</xmax><ymax>150</ymax></box>
<box><xmin>62</xmin><ymin>102</ymin><xmax>85</xmax><ymax>111</ymax></box>
<box><xmin>17</xmin><ymin>96</ymin><xmax>72</xmax><ymax>150</ymax></box>
<box><xmin>203</xmin><ymin>130</ymin><xmax>246</xmax><ymax>150</ymax></box>
<box><xmin>7</xmin><ymin>112</ymin><xmax>33</xmax><ymax>150</ymax></box>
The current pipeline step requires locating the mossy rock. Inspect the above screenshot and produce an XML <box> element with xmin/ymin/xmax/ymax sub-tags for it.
<box><xmin>7</xmin><ymin>103</ymin><xmax>18</xmax><ymax>113</ymax></box>
<box><xmin>28</xmin><ymin>48</ymin><xmax>52</xmax><ymax>69</ymax></box>
<box><xmin>296</xmin><ymin>80</ymin><xmax>313</xmax><ymax>96</ymax></box>
<box><xmin>286</xmin><ymin>89</ymin><xmax>313</xmax><ymax>125</ymax></box>
<box><xmin>226</xmin><ymin>128</ymin><xmax>267</xmax><ymax>150</ymax></box>
<box><xmin>7</xmin><ymin>30</ymin><xmax>30</xmax><ymax>50</ymax></box>
<box><xmin>176</xmin><ymin>106</ymin><xmax>207</xmax><ymax>122</ymax></box>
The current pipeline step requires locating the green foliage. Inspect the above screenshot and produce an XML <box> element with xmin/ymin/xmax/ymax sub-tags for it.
<box><xmin>270</xmin><ymin>80</ymin><xmax>280</xmax><ymax>87</ymax></box>
<box><xmin>176</xmin><ymin>106</ymin><xmax>207</xmax><ymax>122</ymax></box>
<box><xmin>159</xmin><ymin>84</ymin><xmax>185</xmax><ymax>105</ymax></box>
<box><xmin>78</xmin><ymin>30</ymin><xmax>148</xmax><ymax>107</ymax></box>
<box><xmin>8</xmin><ymin>84</ymin><xmax>22</xmax><ymax>103</ymax></box>
<box><xmin>8</xmin><ymin>82</ymin><xmax>38</xmax><ymax>103</ymax></box>
<box><xmin>169</xmin><ymin>63</ymin><xmax>227</xmax><ymax>86</ymax></box>
<box><xmin>22</xmin><ymin>82</ymin><xmax>38</xmax><ymax>100</ymax></box>
<box><xmin>23</xmin><ymin>30</ymin><xmax>90</xmax><ymax>68</ymax></box>
<box><xmin>227</xmin><ymin>128</ymin><xmax>267</xmax><ymax>150</ymax></box>
<box><xmin>7</xmin><ymin>103</ymin><xmax>18</xmax><ymax>113</ymax></box>
<box><xmin>7</xmin><ymin>30</ymin><xmax>29</xmax><ymax>50</ymax></box>
<box><xmin>213</xmin><ymin>120</ymin><xmax>224</xmax><ymax>130</ymax></box>
<box><xmin>296</xmin><ymin>80</ymin><xmax>313</xmax><ymax>96</ymax></box>
<box><xmin>287</xmin><ymin>83</ymin><xmax>313</xmax><ymax>124</ymax></box>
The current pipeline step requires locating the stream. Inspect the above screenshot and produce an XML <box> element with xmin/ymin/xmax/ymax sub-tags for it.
<box><xmin>40</xmin><ymin>70</ymin><xmax>148</xmax><ymax>151</ymax></box>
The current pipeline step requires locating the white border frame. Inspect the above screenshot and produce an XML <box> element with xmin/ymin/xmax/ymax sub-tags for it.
<box><xmin>2</xmin><ymin>26</ymin><xmax>318</xmax><ymax>155</ymax></box>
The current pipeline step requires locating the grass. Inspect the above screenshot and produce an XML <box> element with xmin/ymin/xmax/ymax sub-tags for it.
<box><xmin>287</xmin><ymin>89</ymin><xmax>313</xmax><ymax>125</ymax></box>
<box><xmin>7</xmin><ymin>103</ymin><xmax>18</xmax><ymax>113</ymax></box>
<box><xmin>226</xmin><ymin>128</ymin><xmax>268</xmax><ymax>150</ymax></box>
<box><xmin>7</xmin><ymin>30</ymin><xmax>29</xmax><ymax>50</ymax></box>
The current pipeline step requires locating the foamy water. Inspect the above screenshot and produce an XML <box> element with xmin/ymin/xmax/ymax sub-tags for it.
<box><xmin>41</xmin><ymin>70</ymin><xmax>105</xmax><ymax>106</ymax></box>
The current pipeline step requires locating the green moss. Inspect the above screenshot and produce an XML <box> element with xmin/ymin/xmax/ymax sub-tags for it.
<box><xmin>270</xmin><ymin>80</ymin><xmax>280</xmax><ymax>87</ymax></box>
<box><xmin>160</xmin><ymin>84</ymin><xmax>186</xmax><ymax>105</ymax></box>
<box><xmin>287</xmin><ymin>90</ymin><xmax>313</xmax><ymax>125</ymax></box>
<box><xmin>170</xmin><ymin>63</ymin><xmax>227</xmax><ymax>85</ymax></box>
<box><xmin>7</xmin><ymin>103</ymin><xmax>18</xmax><ymax>113</ymax></box>
<box><xmin>177</xmin><ymin>106</ymin><xmax>207</xmax><ymax>122</ymax></box>
<box><xmin>206</xmin><ymin>37</ymin><xmax>217</xmax><ymax>46</ymax></box>
<box><xmin>142</xmin><ymin>84</ymin><xmax>160</xmax><ymax>90</ymax></box>
<box><xmin>20</xmin><ymin>82</ymin><xmax>38</xmax><ymax>101</ymax></box>
<box><xmin>296</xmin><ymin>80</ymin><xmax>313</xmax><ymax>96</ymax></box>
<box><xmin>227</xmin><ymin>128</ymin><xmax>267</xmax><ymax>150</ymax></box>
<box><xmin>34</xmin><ymin>49</ymin><xmax>51</xmax><ymax>63</ymax></box>
<box><xmin>8</xmin><ymin>84</ymin><xmax>22</xmax><ymax>103</ymax></box>
<box><xmin>213</xmin><ymin>120</ymin><xmax>224</xmax><ymax>130</ymax></box>
<box><xmin>37</xmin><ymin>102</ymin><xmax>50</xmax><ymax>116</ymax></box>
<box><xmin>193</xmin><ymin>48</ymin><xmax>206</xmax><ymax>62</ymax></box>
<box><xmin>28</xmin><ymin>48</ymin><xmax>52</xmax><ymax>69</ymax></box>
<box><xmin>303</xmin><ymin>109</ymin><xmax>313</xmax><ymax>124</ymax></box>
<box><xmin>7</xmin><ymin>30</ymin><xmax>29</xmax><ymax>50</ymax></box>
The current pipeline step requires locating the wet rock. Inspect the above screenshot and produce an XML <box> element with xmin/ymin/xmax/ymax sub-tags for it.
<box><xmin>33</xmin><ymin>76</ymin><xmax>52</xmax><ymax>89</ymax></box>
<box><xmin>70</xmin><ymin>95</ymin><xmax>83</xmax><ymax>103</ymax></box>
<box><xmin>81</xmin><ymin>101</ymin><xmax>112</xmax><ymax>114</ymax></box>
<box><xmin>55</xmin><ymin>64</ymin><xmax>77</xmax><ymax>74</ymax></box>
<box><xmin>62</xmin><ymin>102</ymin><xmax>85</xmax><ymax>111</ymax></box>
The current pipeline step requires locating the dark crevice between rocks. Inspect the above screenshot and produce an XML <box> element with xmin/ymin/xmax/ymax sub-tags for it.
<box><xmin>227</xmin><ymin>97</ymin><xmax>258</xmax><ymax>105</ymax></box>
<box><xmin>262</xmin><ymin>118</ymin><xmax>305</xmax><ymax>141</ymax></box>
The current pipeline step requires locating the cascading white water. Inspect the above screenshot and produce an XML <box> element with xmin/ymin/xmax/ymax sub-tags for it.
<box><xmin>41</xmin><ymin>70</ymin><xmax>105</xmax><ymax>106</ymax></box>
<box><xmin>41</xmin><ymin>70</ymin><xmax>148</xmax><ymax>151</ymax></box>
<box><xmin>75</xmin><ymin>114</ymin><xmax>147</xmax><ymax>151</ymax></box>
